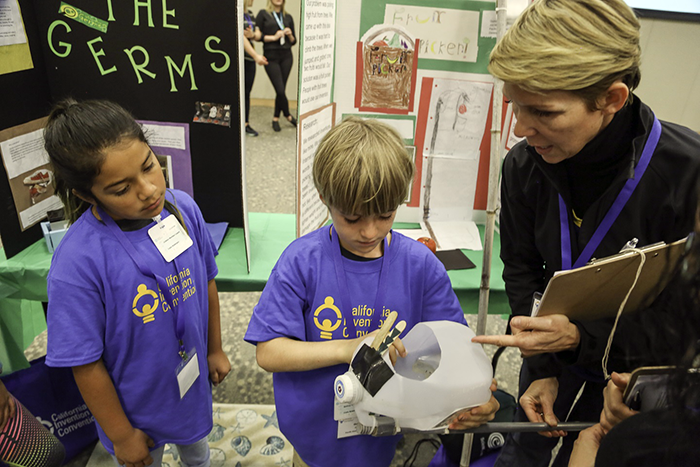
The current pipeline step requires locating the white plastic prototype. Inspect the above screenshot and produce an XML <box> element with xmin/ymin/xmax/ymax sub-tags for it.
<box><xmin>334</xmin><ymin>320</ymin><xmax>493</xmax><ymax>433</ymax></box>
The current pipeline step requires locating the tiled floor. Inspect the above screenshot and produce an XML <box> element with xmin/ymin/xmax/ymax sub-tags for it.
<box><xmin>26</xmin><ymin>104</ymin><xmax>523</xmax><ymax>466</ymax></box>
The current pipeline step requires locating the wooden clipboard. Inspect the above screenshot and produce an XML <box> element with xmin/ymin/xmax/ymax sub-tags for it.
<box><xmin>533</xmin><ymin>237</ymin><xmax>687</xmax><ymax>321</ymax></box>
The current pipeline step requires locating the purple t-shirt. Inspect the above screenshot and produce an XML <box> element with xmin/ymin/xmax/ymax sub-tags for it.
<box><xmin>46</xmin><ymin>190</ymin><xmax>218</xmax><ymax>454</ymax></box>
<box><xmin>245</xmin><ymin>226</ymin><xmax>466</xmax><ymax>467</ymax></box>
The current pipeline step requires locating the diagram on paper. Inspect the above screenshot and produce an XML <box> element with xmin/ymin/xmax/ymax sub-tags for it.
<box><xmin>426</xmin><ymin>78</ymin><xmax>493</xmax><ymax>158</ymax></box>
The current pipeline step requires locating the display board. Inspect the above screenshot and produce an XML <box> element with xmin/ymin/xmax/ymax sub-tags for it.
<box><xmin>296</xmin><ymin>0</ymin><xmax>499</xmax><ymax>250</ymax></box>
<box><xmin>0</xmin><ymin>0</ymin><xmax>54</xmax><ymax>258</ymax></box>
<box><xmin>0</xmin><ymin>0</ymin><xmax>246</xmax><ymax>260</ymax></box>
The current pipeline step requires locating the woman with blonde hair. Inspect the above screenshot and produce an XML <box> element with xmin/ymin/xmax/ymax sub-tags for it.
<box><xmin>257</xmin><ymin>0</ymin><xmax>296</xmax><ymax>132</ymax></box>
<box><xmin>472</xmin><ymin>0</ymin><xmax>700</xmax><ymax>465</ymax></box>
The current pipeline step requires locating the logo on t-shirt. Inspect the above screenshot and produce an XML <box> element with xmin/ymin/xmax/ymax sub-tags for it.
<box><xmin>313</xmin><ymin>296</ymin><xmax>343</xmax><ymax>339</ymax></box>
<box><xmin>312</xmin><ymin>296</ymin><xmax>400</xmax><ymax>339</ymax></box>
<box><xmin>132</xmin><ymin>283</ymin><xmax>160</xmax><ymax>323</ymax></box>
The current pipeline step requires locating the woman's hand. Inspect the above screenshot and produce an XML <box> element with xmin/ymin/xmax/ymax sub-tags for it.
<box><xmin>0</xmin><ymin>380</ymin><xmax>16</xmax><ymax>431</ymax></box>
<box><xmin>274</xmin><ymin>29</ymin><xmax>285</xmax><ymax>40</ymax></box>
<box><xmin>520</xmin><ymin>377</ymin><xmax>567</xmax><ymax>437</ymax></box>
<box><xmin>283</xmin><ymin>27</ymin><xmax>293</xmax><ymax>37</ymax></box>
<box><xmin>255</xmin><ymin>54</ymin><xmax>268</xmax><ymax>66</ymax></box>
<box><xmin>471</xmin><ymin>315</ymin><xmax>581</xmax><ymax>357</ymax></box>
<box><xmin>569</xmin><ymin>423</ymin><xmax>605</xmax><ymax>467</ymax></box>
<box><xmin>600</xmin><ymin>372</ymin><xmax>637</xmax><ymax>433</ymax></box>
<box><xmin>207</xmin><ymin>348</ymin><xmax>231</xmax><ymax>386</ymax></box>
<box><xmin>113</xmin><ymin>428</ymin><xmax>155</xmax><ymax>467</ymax></box>
<box><xmin>243</xmin><ymin>26</ymin><xmax>254</xmax><ymax>39</ymax></box>
<box><xmin>449</xmin><ymin>379</ymin><xmax>500</xmax><ymax>430</ymax></box>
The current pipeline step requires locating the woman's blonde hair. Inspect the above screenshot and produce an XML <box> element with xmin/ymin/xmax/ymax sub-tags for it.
<box><xmin>313</xmin><ymin>117</ymin><xmax>415</xmax><ymax>217</ymax></box>
<box><xmin>489</xmin><ymin>0</ymin><xmax>641</xmax><ymax>109</ymax></box>
<box><xmin>266</xmin><ymin>0</ymin><xmax>286</xmax><ymax>15</ymax></box>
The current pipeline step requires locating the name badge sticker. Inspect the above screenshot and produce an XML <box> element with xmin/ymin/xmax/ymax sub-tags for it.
<box><xmin>176</xmin><ymin>348</ymin><xmax>200</xmax><ymax>399</ymax></box>
<box><xmin>148</xmin><ymin>215</ymin><xmax>193</xmax><ymax>262</ymax></box>
<box><xmin>337</xmin><ymin>416</ymin><xmax>363</xmax><ymax>439</ymax></box>
<box><xmin>334</xmin><ymin>398</ymin><xmax>357</xmax><ymax>421</ymax></box>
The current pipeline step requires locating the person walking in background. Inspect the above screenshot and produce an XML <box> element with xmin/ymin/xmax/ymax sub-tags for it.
<box><xmin>243</xmin><ymin>0</ymin><xmax>267</xmax><ymax>137</ymax></box>
<box><xmin>257</xmin><ymin>0</ymin><xmax>297</xmax><ymax>132</ymax></box>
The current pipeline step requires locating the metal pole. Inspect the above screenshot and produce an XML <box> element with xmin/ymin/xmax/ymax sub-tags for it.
<box><xmin>465</xmin><ymin>2</ymin><xmax>508</xmax><ymax>465</ymax></box>
<box><xmin>401</xmin><ymin>421</ymin><xmax>595</xmax><ymax>436</ymax></box>
<box><xmin>476</xmin><ymin>0</ymin><xmax>508</xmax><ymax>338</ymax></box>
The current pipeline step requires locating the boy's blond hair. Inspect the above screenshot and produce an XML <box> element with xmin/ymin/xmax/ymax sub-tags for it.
<box><xmin>313</xmin><ymin>117</ymin><xmax>414</xmax><ymax>217</ymax></box>
<box><xmin>489</xmin><ymin>0</ymin><xmax>641</xmax><ymax>109</ymax></box>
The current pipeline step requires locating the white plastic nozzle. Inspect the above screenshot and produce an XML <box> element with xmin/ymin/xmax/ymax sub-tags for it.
<box><xmin>334</xmin><ymin>373</ymin><xmax>362</xmax><ymax>404</ymax></box>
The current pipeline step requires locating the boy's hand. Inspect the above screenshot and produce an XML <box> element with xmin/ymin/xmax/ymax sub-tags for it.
<box><xmin>448</xmin><ymin>379</ymin><xmax>499</xmax><ymax>430</ymax></box>
<box><xmin>113</xmin><ymin>428</ymin><xmax>155</xmax><ymax>467</ymax></box>
<box><xmin>208</xmin><ymin>349</ymin><xmax>231</xmax><ymax>386</ymax></box>
<box><xmin>0</xmin><ymin>380</ymin><xmax>16</xmax><ymax>431</ymax></box>
<box><xmin>339</xmin><ymin>334</ymin><xmax>373</xmax><ymax>364</ymax></box>
<box><xmin>342</xmin><ymin>330</ymin><xmax>407</xmax><ymax>366</ymax></box>
<box><xmin>387</xmin><ymin>337</ymin><xmax>407</xmax><ymax>366</ymax></box>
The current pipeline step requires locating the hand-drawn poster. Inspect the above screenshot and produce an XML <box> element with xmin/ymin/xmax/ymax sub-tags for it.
<box><xmin>425</xmin><ymin>78</ymin><xmax>493</xmax><ymax>158</ymax></box>
<box><xmin>0</xmin><ymin>118</ymin><xmax>63</xmax><ymax>231</ymax></box>
<box><xmin>415</xmin><ymin>77</ymin><xmax>495</xmax><ymax>223</ymax></box>
<box><xmin>359</xmin><ymin>0</ymin><xmax>496</xmax><ymax>74</ymax></box>
<box><xmin>355</xmin><ymin>25</ymin><xmax>418</xmax><ymax>114</ymax></box>
<box><xmin>384</xmin><ymin>4</ymin><xmax>480</xmax><ymax>63</ymax></box>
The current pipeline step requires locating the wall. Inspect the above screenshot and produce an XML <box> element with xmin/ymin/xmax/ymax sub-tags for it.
<box><xmin>636</xmin><ymin>16</ymin><xmax>700</xmax><ymax>131</ymax></box>
<box><xmin>249</xmin><ymin>0</ymin><xmax>301</xmax><ymax>107</ymax></box>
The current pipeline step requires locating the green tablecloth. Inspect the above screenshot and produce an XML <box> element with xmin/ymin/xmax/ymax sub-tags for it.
<box><xmin>0</xmin><ymin>212</ymin><xmax>509</xmax><ymax>373</ymax></box>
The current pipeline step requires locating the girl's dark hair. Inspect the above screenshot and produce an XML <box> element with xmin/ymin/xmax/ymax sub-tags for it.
<box><xmin>629</xmin><ymin>185</ymin><xmax>700</xmax><ymax>430</ymax></box>
<box><xmin>44</xmin><ymin>98</ymin><xmax>147</xmax><ymax>223</ymax></box>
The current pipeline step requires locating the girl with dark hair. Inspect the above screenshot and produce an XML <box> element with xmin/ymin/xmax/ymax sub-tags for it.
<box><xmin>43</xmin><ymin>99</ymin><xmax>230</xmax><ymax>467</ymax></box>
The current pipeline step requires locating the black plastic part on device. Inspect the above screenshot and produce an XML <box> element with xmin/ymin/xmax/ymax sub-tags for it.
<box><xmin>351</xmin><ymin>344</ymin><xmax>394</xmax><ymax>397</ymax></box>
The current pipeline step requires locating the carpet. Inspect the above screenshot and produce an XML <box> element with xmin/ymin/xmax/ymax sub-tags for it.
<box><xmin>162</xmin><ymin>403</ymin><xmax>293</xmax><ymax>467</ymax></box>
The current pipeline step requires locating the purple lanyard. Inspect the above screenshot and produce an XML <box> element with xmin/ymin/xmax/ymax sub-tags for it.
<box><xmin>560</xmin><ymin>115</ymin><xmax>661</xmax><ymax>270</ymax></box>
<box><xmin>96</xmin><ymin>203</ymin><xmax>188</xmax><ymax>358</ymax></box>
<box><xmin>244</xmin><ymin>13</ymin><xmax>254</xmax><ymax>30</ymax></box>
<box><xmin>328</xmin><ymin>226</ymin><xmax>391</xmax><ymax>339</ymax></box>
